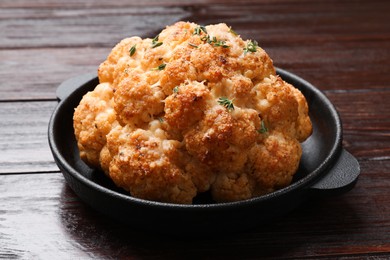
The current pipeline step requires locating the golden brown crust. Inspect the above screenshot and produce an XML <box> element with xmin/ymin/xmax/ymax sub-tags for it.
<box><xmin>250</xmin><ymin>132</ymin><xmax>302</xmax><ymax>191</ymax></box>
<box><xmin>73</xmin><ymin>21</ymin><xmax>312</xmax><ymax>204</ymax></box>
<box><xmin>73</xmin><ymin>83</ymin><xmax>117</xmax><ymax>168</ymax></box>
<box><xmin>106</xmin><ymin>126</ymin><xmax>196</xmax><ymax>204</ymax></box>
<box><xmin>164</xmin><ymin>81</ymin><xmax>212</xmax><ymax>131</ymax></box>
<box><xmin>114</xmin><ymin>74</ymin><xmax>165</xmax><ymax>127</ymax></box>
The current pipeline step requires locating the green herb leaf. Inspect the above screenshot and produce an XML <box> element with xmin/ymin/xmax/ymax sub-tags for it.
<box><xmin>151</xmin><ymin>34</ymin><xmax>163</xmax><ymax>48</ymax></box>
<box><xmin>214</xmin><ymin>40</ymin><xmax>229</xmax><ymax>48</ymax></box>
<box><xmin>200</xmin><ymin>34</ymin><xmax>229</xmax><ymax>48</ymax></box>
<box><xmin>152</xmin><ymin>63</ymin><xmax>166</xmax><ymax>71</ymax></box>
<box><xmin>129</xmin><ymin>45</ymin><xmax>136</xmax><ymax>56</ymax></box>
<box><xmin>258</xmin><ymin>120</ymin><xmax>268</xmax><ymax>134</ymax></box>
<box><xmin>188</xmin><ymin>42</ymin><xmax>198</xmax><ymax>48</ymax></box>
<box><xmin>201</xmin><ymin>34</ymin><xmax>210</xmax><ymax>43</ymax></box>
<box><xmin>193</xmin><ymin>27</ymin><xmax>201</xmax><ymax>35</ymax></box>
<box><xmin>158</xmin><ymin>117</ymin><xmax>164</xmax><ymax>123</ymax></box>
<box><xmin>152</xmin><ymin>34</ymin><xmax>159</xmax><ymax>43</ymax></box>
<box><xmin>244</xmin><ymin>40</ymin><xmax>258</xmax><ymax>55</ymax></box>
<box><xmin>218</xmin><ymin>97</ymin><xmax>234</xmax><ymax>111</ymax></box>
<box><xmin>173</xmin><ymin>86</ymin><xmax>179</xmax><ymax>94</ymax></box>
<box><xmin>152</xmin><ymin>41</ymin><xmax>163</xmax><ymax>48</ymax></box>
<box><xmin>193</xmin><ymin>25</ymin><xmax>207</xmax><ymax>35</ymax></box>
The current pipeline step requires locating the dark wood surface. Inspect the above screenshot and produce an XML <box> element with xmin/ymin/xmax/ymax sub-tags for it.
<box><xmin>1</xmin><ymin>0</ymin><xmax>389</xmax><ymax>258</ymax></box>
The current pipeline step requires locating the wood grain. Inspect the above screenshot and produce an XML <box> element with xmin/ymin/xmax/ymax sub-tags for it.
<box><xmin>0</xmin><ymin>6</ymin><xmax>187</xmax><ymax>49</ymax></box>
<box><xmin>0</xmin><ymin>101</ymin><xmax>58</xmax><ymax>174</ymax></box>
<box><xmin>0</xmin><ymin>173</ymin><xmax>89</xmax><ymax>259</ymax></box>
<box><xmin>1</xmin><ymin>0</ymin><xmax>389</xmax><ymax>258</ymax></box>
<box><xmin>0</xmin><ymin>160</ymin><xmax>389</xmax><ymax>259</ymax></box>
<box><xmin>326</xmin><ymin>90</ymin><xmax>390</xmax><ymax>160</ymax></box>
<box><xmin>0</xmin><ymin>0</ymin><xmax>389</xmax><ymax>100</ymax></box>
<box><xmin>0</xmin><ymin>0</ymin><xmax>341</xmax><ymax>8</ymax></box>
<box><xmin>0</xmin><ymin>48</ymin><xmax>107</xmax><ymax>101</ymax></box>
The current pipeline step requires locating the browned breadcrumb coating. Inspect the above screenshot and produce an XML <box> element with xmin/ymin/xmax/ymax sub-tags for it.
<box><xmin>106</xmin><ymin>125</ymin><xmax>197</xmax><ymax>204</ymax></box>
<box><xmin>114</xmin><ymin>74</ymin><xmax>165</xmax><ymax>127</ymax></box>
<box><xmin>74</xmin><ymin>21</ymin><xmax>312</xmax><ymax>204</ymax></box>
<box><xmin>249</xmin><ymin>132</ymin><xmax>302</xmax><ymax>192</ymax></box>
<box><xmin>164</xmin><ymin>81</ymin><xmax>212</xmax><ymax>131</ymax></box>
<box><xmin>73</xmin><ymin>83</ymin><xmax>118</xmax><ymax>169</ymax></box>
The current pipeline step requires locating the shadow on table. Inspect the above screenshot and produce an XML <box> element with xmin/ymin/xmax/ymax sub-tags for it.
<box><xmin>58</xmin><ymin>183</ymin><xmax>362</xmax><ymax>259</ymax></box>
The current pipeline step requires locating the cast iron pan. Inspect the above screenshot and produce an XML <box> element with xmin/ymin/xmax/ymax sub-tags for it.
<box><xmin>48</xmin><ymin>68</ymin><xmax>360</xmax><ymax>235</ymax></box>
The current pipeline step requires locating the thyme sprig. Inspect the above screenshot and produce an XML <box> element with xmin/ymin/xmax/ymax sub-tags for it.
<box><xmin>152</xmin><ymin>42</ymin><xmax>163</xmax><ymax>48</ymax></box>
<box><xmin>258</xmin><ymin>120</ymin><xmax>268</xmax><ymax>134</ymax></box>
<box><xmin>193</xmin><ymin>25</ymin><xmax>207</xmax><ymax>35</ymax></box>
<box><xmin>201</xmin><ymin>34</ymin><xmax>211</xmax><ymax>43</ymax></box>
<box><xmin>151</xmin><ymin>34</ymin><xmax>163</xmax><ymax>48</ymax></box>
<box><xmin>188</xmin><ymin>42</ymin><xmax>198</xmax><ymax>48</ymax></box>
<box><xmin>214</xmin><ymin>39</ymin><xmax>229</xmax><ymax>48</ymax></box>
<box><xmin>200</xmin><ymin>34</ymin><xmax>230</xmax><ymax>48</ymax></box>
<box><xmin>244</xmin><ymin>40</ymin><xmax>258</xmax><ymax>55</ymax></box>
<box><xmin>218</xmin><ymin>97</ymin><xmax>234</xmax><ymax>111</ymax></box>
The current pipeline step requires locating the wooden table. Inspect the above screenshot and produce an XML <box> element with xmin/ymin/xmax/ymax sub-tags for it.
<box><xmin>1</xmin><ymin>0</ymin><xmax>389</xmax><ymax>258</ymax></box>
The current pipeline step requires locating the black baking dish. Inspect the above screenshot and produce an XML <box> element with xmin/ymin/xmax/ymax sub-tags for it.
<box><xmin>48</xmin><ymin>68</ymin><xmax>360</xmax><ymax>235</ymax></box>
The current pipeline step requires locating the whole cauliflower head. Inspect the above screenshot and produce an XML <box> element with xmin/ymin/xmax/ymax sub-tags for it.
<box><xmin>73</xmin><ymin>22</ymin><xmax>312</xmax><ymax>204</ymax></box>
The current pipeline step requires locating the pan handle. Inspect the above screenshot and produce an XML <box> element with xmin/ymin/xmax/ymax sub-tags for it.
<box><xmin>308</xmin><ymin>149</ymin><xmax>360</xmax><ymax>196</ymax></box>
<box><xmin>56</xmin><ymin>73</ymin><xmax>97</xmax><ymax>101</ymax></box>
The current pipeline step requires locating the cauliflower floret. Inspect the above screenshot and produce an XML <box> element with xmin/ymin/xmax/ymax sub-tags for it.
<box><xmin>73</xmin><ymin>83</ymin><xmax>118</xmax><ymax>169</ymax></box>
<box><xmin>254</xmin><ymin>75</ymin><xmax>311</xmax><ymax>141</ymax></box>
<box><xmin>164</xmin><ymin>81</ymin><xmax>213</xmax><ymax>131</ymax></box>
<box><xmin>98</xmin><ymin>37</ymin><xmax>143</xmax><ymax>84</ymax></box>
<box><xmin>106</xmin><ymin>125</ymin><xmax>197</xmax><ymax>204</ymax></box>
<box><xmin>74</xmin><ymin>21</ymin><xmax>312</xmax><ymax>204</ymax></box>
<box><xmin>211</xmin><ymin>172</ymin><xmax>256</xmax><ymax>202</ymax></box>
<box><xmin>249</xmin><ymin>132</ymin><xmax>302</xmax><ymax>193</ymax></box>
<box><xmin>114</xmin><ymin>73</ymin><xmax>165</xmax><ymax>127</ymax></box>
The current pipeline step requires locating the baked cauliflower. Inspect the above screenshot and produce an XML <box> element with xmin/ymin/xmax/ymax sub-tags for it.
<box><xmin>73</xmin><ymin>21</ymin><xmax>312</xmax><ymax>204</ymax></box>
